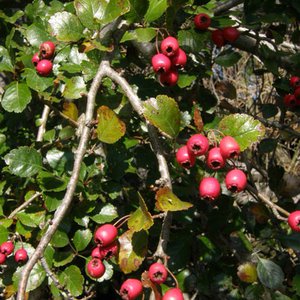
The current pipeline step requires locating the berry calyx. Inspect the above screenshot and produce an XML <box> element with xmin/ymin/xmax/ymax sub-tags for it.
<box><xmin>14</xmin><ymin>248</ymin><xmax>28</xmax><ymax>263</ymax></box>
<box><xmin>148</xmin><ymin>262</ymin><xmax>168</xmax><ymax>284</ymax></box>
<box><xmin>199</xmin><ymin>177</ymin><xmax>221</xmax><ymax>200</ymax></box>
<box><xmin>288</xmin><ymin>211</ymin><xmax>300</xmax><ymax>232</ymax></box>
<box><xmin>225</xmin><ymin>169</ymin><xmax>247</xmax><ymax>193</ymax></box>
<box><xmin>186</xmin><ymin>133</ymin><xmax>209</xmax><ymax>157</ymax></box>
<box><xmin>162</xmin><ymin>287</ymin><xmax>184</xmax><ymax>300</ymax></box>
<box><xmin>36</xmin><ymin>59</ymin><xmax>53</xmax><ymax>77</ymax></box>
<box><xmin>290</xmin><ymin>76</ymin><xmax>300</xmax><ymax>89</ymax></box>
<box><xmin>87</xmin><ymin>258</ymin><xmax>106</xmax><ymax>278</ymax></box>
<box><xmin>0</xmin><ymin>241</ymin><xmax>14</xmax><ymax>256</ymax></box>
<box><xmin>120</xmin><ymin>278</ymin><xmax>143</xmax><ymax>300</ymax></box>
<box><xmin>222</xmin><ymin>27</ymin><xmax>240</xmax><ymax>43</ymax></box>
<box><xmin>32</xmin><ymin>52</ymin><xmax>40</xmax><ymax>66</ymax></box>
<box><xmin>0</xmin><ymin>253</ymin><xmax>6</xmax><ymax>264</ymax></box>
<box><xmin>170</xmin><ymin>48</ymin><xmax>187</xmax><ymax>69</ymax></box>
<box><xmin>161</xmin><ymin>37</ymin><xmax>179</xmax><ymax>57</ymax></box>
<box><xmin>211</xmin><ymin>29</ymin><xmax>225</xmax><ymax>47</ymax></box>
<box><xmin>219</xmin><ymin>136</ymin><xmax>240</xmax><ymax>159</ymax></box>
<box><xmin>39</xmin><ymin>41</ymin><xmax>56</xmax><ymax>59</ymax></box>
<box><xmin>206</xmin><ymin>147</ymin><xmax>225</xmax><ymax>170</ymax></box>
<box><xmin>176</xmin><ymin>145</ymin><xmax>196</xmax><ymax>169</ymax></box>
<box><xmin>94</xmin><ymin>224</ymin><xmax>118</xmax><ymax>247</ymax></box>
<box><xmin>194</xmin><ymin>13</ymin><xmax>211</xmax><ymax>30</ymax></box>
<box><xmin>284</xmin><ymin>94</ymin><xmax>297</xmax><ymax>108</ymax></box>
<box><xmin>152</xmin><ymin>53</ymin><xmax>172</xmax><ymax>73</ymax></box>
<box><xmin>159</xmin><ymin>69</ymin><xmax>179</xmax><ymax>86</ymax></box>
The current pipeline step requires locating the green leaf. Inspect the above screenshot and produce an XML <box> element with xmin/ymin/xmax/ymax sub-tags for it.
<box><xmin>46</xmin><ymin>149</ymin><xmax>73</xmax><ymax>173</ymax></box>
<box><xmin>96</xmin><ymin>106</ymin><xmax>126</xmax><ymax>144</ymax></box>
<box><xmin>59</xmin><ymin>266</ymin><xmax>84</xmax><ymax>297</ymax></box>
<box><xmin>143</xmin><ymin>95</ymin><xmax>181</xmax><ymax>139</ymax></box>
<box><xmin>37</xmin><ymin>171</ymin><xmax>68</xmax><ymax>192</ymax></box>
<box><xmin>144</xmin><ymin>0</ymin><xmax>168</xmax><ymax>23</ymax></box>
<box><xmin>0</xmin><ymin>225</ymin><xmax>8</xmax><ymax>243</ymax></box>
<box><xmin>1</xmin><ymin>82</ymin><xmax>32</xmax><ymax>113</ymax></box>
<box><xmin>155</xmin><ymin>187</ymin><xmax>193</xmax><ymax>212</ymax></box>
<box><xmin>25</xmin><ymin>23</ymin><xmax>51</xmax><ymax>48</ymax></box>
<box><xmin>72</xmin><ymin>229</ymin><xmax>92</xmax><ymax>252</ymax></box>
<box><xmin>127</xmin><ymin>193</ymin><xmax>154</xmax><ymax>232</ymax></box>
<box><xmin>121</xmin><ymin>28</ymin><xmax>156</xmax><ymax>43</ymax></box>
<box><xmin>62</xmin><ymin>76</ymin><xmax>87</xmax><ymax>100</ymax></box>
<box><xmin>215</xmin><ymin>50</ymin><xmax>242</xmax><ymax>67</ymax></box>
<box><xmin>90</xmin><ymin>203</ymin><xmax>118</xmax><ymax>224</ymax></box>
<box><xmin>177</xmin><ymin>74</ymin><xmax>196</xmax><ymax>88</ymax></box>
<box><xmin>126</xmin><ymin>0</ymin><xmax>149</xmax><ymax>23</ymax></box>
<box><xmin>257</xmin><ymin>257</ymin><xmax>284</xmax><ymax>290</ymax></box>
<box><xmin>51</xmin><ymin>229</ymin><xmax>70</xmax><ymax>248</ymax></box>
<box><xmin>24</xmin><ymin>68</ymin><xmax>54</xmax><ymax>93</ymax></box>
<box><xmin>178</xmin><ymin>29</ymin><xmax>210</xmax><ymax>53</ymax></box>
<box><xmin>16</xmin><ymin>210</ymin><xmax>45</xmax><ymax>228</ymax></box>
<box><xmin>292</xmin><ymin>274</ymin><xmax>300</xmax><ymax>296</ymax></box>
<box><xmin>0</xmin><ymin>46</ymin><xmax>14</xmax><ymax>72</ymax></box>
<box><xmin>218</xmin><ymin>113</ymin><xmax>265</xmax><ymax>151</ymax></box>
<box><xmin>53</xmin><ymin>251</ymin><xmax>75</xmax><ymax>267</ymax></box>
<box><xmin>0</xmin><ymin>10</ymin><xmax>24</xmax><ymax>24</ymax></box>
<box><xmin>4</xmin><ymin>147</ymin><xmax>42</xmax><ymax>177</ymax></box>
<box><xmin>49</xmin><ymin>12</ymin><xmax>84</xmax><ymax>42</ymax></box>
<box><xmin>118</xmin><ymin>230</ymin><xmax>148</xmax><ymax>274</ymax></box>
<box><xmin>44</xmin><ymin>192</ymin><xmax>63</xmax><ymax>212</ymax></box>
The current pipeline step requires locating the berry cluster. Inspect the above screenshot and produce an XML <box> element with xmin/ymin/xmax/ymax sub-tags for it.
<box><xmin>283</xmin><ymin>76</ymin><xmax>300</xmax><ymax>108</ymax></box>
<box><xmin>0</xmin><ymin>240</ymin><xmax>28</xmax><ymax>265</ymax></box>
<box><xmin>176</xmin><ymin>134</ymin><xmax>247</xmax><ymax>200</ymax></box>
<box><xmin>86</xmin><ymin>224</ymin><xmax>118</xmax><ymax>279</ymax></box>
<box><xmin>31</xmin><ymin>41</ymin><xmax>56</xmax><ymax>77</ymax></box>
<box><xmin>151</xmin><ymin>36</ymin><xmax>187</xmax><ymax>86</ymax></box>
<box><xmin>211</xmin><ymin>27</ymin><xmax>240</xmax><ymax>47</ymax></box>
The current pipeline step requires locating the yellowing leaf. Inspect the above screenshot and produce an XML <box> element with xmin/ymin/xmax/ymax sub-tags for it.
<box><xmin>62</xmin><ymin>102</ymin><xmax>78</xmax><ymax>121</ymax></box>
<box><xmin>155</xmin><ymin>187</ymin><xmax>193</xmax><ymax>212</ymax></box>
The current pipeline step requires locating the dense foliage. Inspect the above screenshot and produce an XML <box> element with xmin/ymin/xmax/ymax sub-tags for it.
<box><xmin>0</xmin><ymin>0</ymin><xmax>300</xmax><ymax>299</ymax></box>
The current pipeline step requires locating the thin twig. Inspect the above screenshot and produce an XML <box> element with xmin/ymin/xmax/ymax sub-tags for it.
<box><xmin>36</xmin><ymin>105</ymin><xmax>50</xmax><ymax>142</ymax></box>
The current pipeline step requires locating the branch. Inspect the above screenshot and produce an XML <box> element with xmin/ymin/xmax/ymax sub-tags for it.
<box><xmin>16</xmin><ymin>60</ymin><xmax>109</xmax><ymax>300</ymax></box>
<box><xmin>36</xmin><ymin>105</ymin><xmax>50</xmax><ymax>142</ymax></box>
<box><xmin>214</xmin><ymin>0</ymin><xmax>244</xmax><ymax>15</ymax></box>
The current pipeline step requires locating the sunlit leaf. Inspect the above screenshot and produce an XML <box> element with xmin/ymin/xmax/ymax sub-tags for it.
<box><xmin>72</xmin><ymin>229</ymin><xmax>92</xmax><ymax>252</ymax></box>
<box><xmin>144</xmin><ymin>0</ymin><xmax>168</xmax><ymax>22</ymax></box>
<box><xmin>62</xmin><ymin>102</ymin><xmax>79</xmax><ymax>121</ymax></box>
<box><xmin>59</xmin><ymin>265</ymin><xmax>84</xmax><ymax>297</ymax></box>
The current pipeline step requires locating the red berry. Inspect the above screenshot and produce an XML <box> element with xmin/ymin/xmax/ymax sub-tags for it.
<box><xmin>288</xmin><ymin>211</ymin><xmax>300</xmax><ymax>232</ymax></box>
<box><xmin>148</xmin><ymin>262</ymin><xmax>168</xmax><ymax>284</ymax></box>
<box><xmin>170</xmin><ymin>48</ymin><xmax>187</xmax><ymax>69</ymax></box>
<box><xmin>120</xmin><ymin>278</ymin><xmax>143</xmax><ymax>300</ymax></box>
<box><xmin>152</xmin><ymin>53</ymin><xmax>172</xmax><ymax>73</ymax></box>
<box><xmin>86</xmin><ymin>258</ymin><xmax>106</xmax><ymax>278</ymax></box>
<box><xmin>219</xmin><ymin>136</ymin><xmax>240</xmax><ymax>159</ymax></box>
<box><xmin>222</xmin><ymin>27</ymin><xmax>240</xmax><ymax>43</ymax></box>
<box><xmin>199</xmin><ymin>177</ymin><xmax>221</xmax><ymax>200</ymax></box>
<box><xmin>161</xmin><ymin>37</ymin><xmax>179</xmax><ymax>57</ymax></box>
<box><xmin>206</xmin><ymin>147</ymin><xmax>225</xmax><ymax>170</ymax></box>
<box><xmin>39</xmin><ymin>41</ymin><xmax>56</xmax><ymax>59</ymax></box>
<box><xmin>194</xmin><ymin>13</ymin><xmax>211</xmax><ymax>30</ymax></box>
<box><xmin>0</xmin><ymin>253</ymin><xmax>6</xmax><ymax>264</ymax></box>
<box><xmin>211</xmin><ymin>29</ymin><xmax>225</xmax><ymax>47</ymax></box>
<box><xmin>162</xmin><ymin>287</ymin><xmax>184</xmax><ymax>300</ymax></box>
<box><xmin>14</xmin><ymin>248</ymin><xmax>28</xmax><ymax>263</ymax></box>
<box><xmin>91</xmin><ymin>247</ymin><xmax>102</xmax><ymax>259</ymax></box>
<box><xmin>176</xmin><ymin>145</ymin><xmax>196</xmax><ymax>169</ymax></box>
<box><xmin>284</xmin><ymin>94</ymin><xmax>297</xmax><ymax>108</ymax></box>
<box><xmin>94</xmin><ymin>224</ymin><xmax>118</xmax><ymax>247</ymax></box>
<box><xmin>36</xmin><ymin>59</ymin><xmax>53</xmax><ymax>76</ymax></box>
<box><xmin>289</xmin><ymin>76</ymin><xmax>300</xmax><ymax>89</ymax></box>
<box><xmin>0</xmin><ymin>241</ymin><xmax>14</xmax><ymax>256</ymax></box>
<box><xmin>225</xmin><ymin>169</ymin><xmax>247</xmax><ymax>193</ymax></box>
<box><xmin>159</xmin><ymin>69</ymin><xmax>179</xmax><ymax>86</ymax></box>
<box><xmin>32</xmin><ymin>52</ymin><xmax>40</xmax><ymax>66</ymax></box>
<box><xmin>99</xmin><ymin>240</ymin><xmax>119</xmax><ymax>260</ymax></box>
<box><xmin>186</xmin><ymin>133</ymin><xmax>209</xmax><ymax>157</ymax></box>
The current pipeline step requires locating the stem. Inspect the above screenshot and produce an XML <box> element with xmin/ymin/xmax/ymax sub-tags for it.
<box><xmin>36</xmin><ymin>105</ymin><xmax>50</xmax><ymax>142</ymax></box>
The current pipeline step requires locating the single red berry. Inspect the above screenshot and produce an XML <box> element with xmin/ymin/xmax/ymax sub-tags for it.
<box><xmin>94</xmin><ymin>224</ymin><xmax>118</xmax><ymax>247</ymax></box>
<box><xmin>284</xmin><ymin>94</ymin><xmax>297</xmax><ymax>108</ymax></box>
<box><xmin>225</xmin><ymin>169</ymin><xmax>247</xmax><ymax>193</ymax></box>
<box><xmin>31</xmin><ymin>52</ymin><xmax>40</xmax><ymax>66</ymax></box>
<box><xmin>162</xmin><ymin>287</ymin><xmax>184</xmax><ymax>300</ymax></box>
<box><xmin>148</xmin><ymin>262</ymin><xmax>168</xmax><ymax>284</ymax></box>
<box><xmin>176</xmin><ymin>145</ymin><xmax>196</xmax><ymax>169</ymax></box>
<box><xmin>0</xmin><ymin>253</ymin><xmax>6</xmax><ymax>264</ymax></box>
<box><xmin>194</xmin><ymin>13</ymin><xmax>211</xmax><ymax>30</ymax></box>
<box><xmin>0</xmin><ymin>241</ymin><xmax>14</xmax><ymax>256</ymax></box>
<box><xmin>39</xmin><ymin>41</ymin><xmax>56</xmax><ymax>59</ymax></box>
<box><xmin>14</xmin><ymin>248</ymin><xmax>28</xmax><ymax>263</ymax></box>
<box><xmin>99</xmin><ymin>240</ymin><xmax>118</xmax><ymax>260</ymax></box>
<box><xmin>36</xmin><ymin>59</ymin><xmax>53</xmax><ymax>76</ymax></box>
<box><xmin>199</xmin><ymin>177</ymin><xmax>221</xmax><ymax>200</ymax></box>
<box><xmin>170</xmin><ymin>48</ymin><xmax>187</xmax><ymax>69</ymax></box>
<box><xmin>288</xmin><ymin>211</ymin><xmax>300</xmax><ymax>232</ymax></box>
<box><xmin>186</xmin><ymin>133</ymin><xmax>209</xmax><ymax>157</ymax></box>
<box><xmin>219</xmin><ymin>136</ymin><xmax>240</xmax><ymax>159</ymax></box>
<box><xmin>206</xmin><ymin>147</ymin><xmax>225</xmax><ymax>170</ymax></box>
<box><xmin>211</xmin><ymin>29</ymin><xmax>225</xmax><ymax>47</ymax></box>
<box><xmin>161</xmin><ymin>37</ymin><xmax>179</xmax><ymax>57</ymax></box>
<box><xmin>120</xmin><ymin>278</ymin><xmax>143</xmax><ymax>300</ymax></box>
<box><xmin>289</xmin><ymin>76</ymin><xmax>300</xmax><ymax>89</ymax></box>
<box><xmin>87</xmin><ymin>258</ymin><xmax>106</xmax><ymax>278</ymax></box>
<box><xmin>152</xmin><ymin>53</ymin><xmax>172</xmax><ymax>73</ymax></box>
<box><xmin>159</xmin><ymin>69</ymin><xmax>179</xmax><ymax>86</ymax></box>
<box><xmin>91</xmin><ymin>247</ymin><xmax>103</xmax><ymax>259</ymax></box>
<box><xmin>222</xmin><ymin>27</ymin><xmax>240</xmax><ymax>43</ymax></box>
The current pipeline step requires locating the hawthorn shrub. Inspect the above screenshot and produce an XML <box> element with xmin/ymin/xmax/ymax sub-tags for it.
<box><xmin>0</xmin><ymin>0</ymin><xmax>300</xmax><ymax>299</ymax></box>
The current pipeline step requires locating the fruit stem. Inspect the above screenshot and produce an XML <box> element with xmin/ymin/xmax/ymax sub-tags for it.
<box><xmin>113</xmin><ymin>215</ymin><xmax>130</xmax><ymax>229</ymax></box>
<box><xmin>166</xmin><ymin>266</ymin><xmax>179</xmax><ymax>288</ymax></box>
